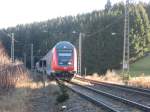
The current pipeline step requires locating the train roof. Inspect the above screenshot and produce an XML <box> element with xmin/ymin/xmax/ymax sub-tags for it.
<box><xmin>41</xmin><ymin>50</ymin><xmax>51</xmax><ymax>60</ymax></box>
<box><xmin>55</xmin><ymin>41</ymin><xmax>75</xmax><ymax>49</ymax></box>
<box><xmin>36</xmin><ymin>41</ymin><xmax>75</xmax><ymax>63</ymax></box>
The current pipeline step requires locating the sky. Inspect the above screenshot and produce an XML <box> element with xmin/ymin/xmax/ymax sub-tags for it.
<box><xmin>0</xmin><ymin>0</ymin><xmax>149</xmax><ymax>28</ymax></box>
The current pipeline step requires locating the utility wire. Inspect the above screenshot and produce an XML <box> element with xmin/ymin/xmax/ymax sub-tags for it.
<box><xmin>84</xmin><ymin>0</ymin><xmax>136</xmax><ymax>38</ymax></box>
<box><xmin>0</xmin><ymin>30</ymin><xmax>19</xmax><ymax>42</ymax></box>
<box><xmin>85</xmin><ymin>15</ymin><xmax>124</xmax><ymax>37</ymax></box>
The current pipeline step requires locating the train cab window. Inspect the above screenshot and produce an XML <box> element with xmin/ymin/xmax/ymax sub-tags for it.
<box><xmin>57</xmin><ymin>49</ymin><xmax>73</xmax><ymax>66</ymax></box>
<box><xmin>58</xmin><ymin>53</ymin><xmax>72</xmax><ymax>57</ymax></box>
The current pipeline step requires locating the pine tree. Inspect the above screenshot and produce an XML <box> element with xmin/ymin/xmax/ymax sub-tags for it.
<box><xmin>130</xmin><ymin>3</ymin><xmax>150</xmax><ymax>59</ymax></box>
<box><xmin>105</xmin><ymin>0</ymin><xmax>112</xmax><ymax>13</ymax></box>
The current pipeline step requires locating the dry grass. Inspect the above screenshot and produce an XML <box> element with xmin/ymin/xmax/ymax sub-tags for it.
<box><xmin>0</xmin><ymin>42</ymin><xmax>59</xmax><ymax>112</ymax></box>
<box><xmin>0</xmin><ymin>64</ymin><xmax>30</xmax><ymax>112</ymax></box>
<box><xmin>0</xmin><ymin>64</ymin><xmax>29</xmax><ymax>89</ymax></box>
<box><xmin>0</xmin><ymin>42</ymin><xmax>32</xmax><ymax>112</ymax></box>
<box><xmin>0</xmin><ymin>41</ymin><xmax>11</xmax><ymax>65</ymax></box>
<box><xmin>0</xmin><ymin>42</ymin><xmax>29</xmax><ymax>89</ymax></box>
<box><xmin>0</xmin><ymin>66</ymin><xmax>30</xmax><ymax>112</ymax></box>
<box><xmin>16</xmin><ymin>78</ymin><xmax>50</xmax><ymax>90</ymax></box>
<box><xmin>0</xmin><ymin>88</ymin><xmax>28</xmax><ymax>112</ymax></box>
<box><xmin>0</xmin><ymin>69</ymin><xmax>51</xmax><ymax>112</ymax></box>
<box><xmin>84</xmin><ymin>70</ymin><xmax>150</xmax><ymax>88</ymax></box>
<box><xmin>85</xmin><ymin>70</ymin><xmax>124</xmax><ymax>84</ymax></box>
<box><xmin>128</xmin><ymin>75</ymin><xmax>150</xmax><ymax>88</ymax></box>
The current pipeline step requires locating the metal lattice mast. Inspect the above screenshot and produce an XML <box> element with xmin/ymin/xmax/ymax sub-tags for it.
<box><xmin>123</xmin><ymin>0</ymin><xmax>130</xmax><ymax>72</ymax></box>
<box><xmin>78</xmin><ymin>33</ymin><xmax>82</xmax><ymax>75</ymax></box>
<box><xmin>31</xmin><ymin>44</ymin><xmax>34</xmax><ymax>71</ymax></box>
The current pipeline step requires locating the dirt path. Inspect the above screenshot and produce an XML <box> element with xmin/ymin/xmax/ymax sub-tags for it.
<box><xmin>27</xmin><ymin>82</ymin><xmax>59</xmax><ymax>112</ymax></box>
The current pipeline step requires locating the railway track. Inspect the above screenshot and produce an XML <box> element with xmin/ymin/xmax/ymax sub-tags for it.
<box><xmin>72</xmin><ymin>76</ymin><xmax>150</xmax><ymax>112</ymax></box>
<box><xmin>74</xmin><ymin>76</ymin><xmax>150</xmax><ymax>96</ymax></box>
<box><xmin>63</xmin><ymin>80</ymin><xmax>148</xmax><ymax>112</ymax></box>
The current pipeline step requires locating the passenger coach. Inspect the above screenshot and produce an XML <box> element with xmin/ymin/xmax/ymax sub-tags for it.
<box><xmin>36</xmin><ymin>41</ymin><xmax>77</xmax><ymax>80</ymax></box>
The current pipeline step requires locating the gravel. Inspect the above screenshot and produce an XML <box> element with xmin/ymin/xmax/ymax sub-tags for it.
<box><xmin>73</xmin><ymin>78</ymin><xmax>150</xmax><ymax>107</ymax></box>
<box><xmin>26</xmin><ymin>81</ymin><xmax>104</xmax><ymax>112</ymax></box>
<box><xmin>66</xmin><ymin>82</ymin><xmax>143</xmax><ymax>112</ymax></box>
<box><xmin>57</xmin><ymin>87</ymin><xmax>105</xmax><ymax>112</ymax></box>
<box><xmin>92</xmin><ymin>84</ymin><xmax>150</xmax><ymax>107</ymax></box>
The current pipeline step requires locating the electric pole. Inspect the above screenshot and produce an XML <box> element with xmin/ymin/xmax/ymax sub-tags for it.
<box><xmin>31</xmin><ymin>44</ymin><xmax>33</xmax><ymax>71</ymax></box>
<box><xmin>78</xmin><ymin>33</ymin><xmax>85</xmax><ymax>76</ymax></box>
<box><xmin>123</xmin><ymin>0</ymin><xmax>130</xmax><ymax>72</ymax></box>
<box><xmin>11</xmin><ymin>33</ymin><xmax>14</xmax><ymax>63</ymax></box>
<box><xmin>78</xmin><ymin>33</ymin><xmax>82</xmax><ymax>75</ymax></box>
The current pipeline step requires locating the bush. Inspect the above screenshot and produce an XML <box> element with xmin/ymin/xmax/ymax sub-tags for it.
<box><xmin>56</xmin><ymin>93</ymin><xmax>69</xmax><ymax>103</ymax></box>
<box><xmin>55</xmin><ymin>79</ymin><xmax>69</xmax><ymax>103</ymax></box>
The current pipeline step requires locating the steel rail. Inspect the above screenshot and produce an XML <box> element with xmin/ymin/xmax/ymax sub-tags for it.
<box><xmin>74</xmin><ymin>76</ymin><xmax>150</xmax><ymax>97</ymax></box>
<box><xmin>68</xmin><ymin>81</ymin><xmax>150</xmax><ymax>112</ymax></box>
<box><xmin>63</xmin><ymin>81</ymin><xmax>119</xmax><ymax>112</ymax></box>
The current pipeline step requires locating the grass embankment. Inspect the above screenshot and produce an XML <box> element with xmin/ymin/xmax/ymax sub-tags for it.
<box><xmin>0</xmin><ymin>41</ymin><xmax>30</xmax><ymax>112</ymax></box>
<box><xmin>85</xmin><ymin>70</ymin><xmax>124</xmax><ymax>84</ymax></box>
<box><xmin>130</xmin><ymin>55</ymin><xmax>150</xmax><ymax>76</ymax></box>
<box><xmin>85</xmin><ymin>69</ymin><xmax>150</xmax><ymax>88</ymax></box>
<box><xmin>127</xmin><ymin>55</ymin><xmax>150</xmax><ymax>88</ymax></box>
<box><xmin>0</xmin><ymin>42</ymin><xmax>65</xmax><ymax>112</ymax></box>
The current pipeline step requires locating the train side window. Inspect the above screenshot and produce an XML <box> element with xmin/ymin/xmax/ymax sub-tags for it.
<box><xmin>43</xmin><ymin>60</ymin><xmax>46</xmax><ymax>67</ymax></box>
<box><xmin>39</xmin><ymin>61</ymin><xmax>42</xmax><ymax>67</ymax></box>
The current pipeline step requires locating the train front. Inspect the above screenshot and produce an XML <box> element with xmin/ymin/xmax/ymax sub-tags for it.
<box><xmin>51</xmin><ymin>41</ymin><xmax>77</xmax><ymax>79</ymax></box>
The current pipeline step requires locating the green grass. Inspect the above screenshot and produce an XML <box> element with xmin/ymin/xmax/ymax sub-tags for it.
<box><xmin>129</xmin><ymin>55</ymin><xmax>150</xmax><ymax>76</ymax></box>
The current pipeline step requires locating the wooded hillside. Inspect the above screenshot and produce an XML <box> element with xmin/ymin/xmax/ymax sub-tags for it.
<box><xmin>0</xmin><ymin>1</ymin><xmax>150</xmax><ymax>74</ymax></box>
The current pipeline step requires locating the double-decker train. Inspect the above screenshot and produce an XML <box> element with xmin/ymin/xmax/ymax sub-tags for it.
<box><xmin>35</xmin><ymin>41</ymin><xmax>77</xmax><ymax>80</ymax></box>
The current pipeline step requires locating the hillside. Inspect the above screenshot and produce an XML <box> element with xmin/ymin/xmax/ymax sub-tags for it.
<box><xmin>0</xmin><ymin>2</ymin><xmax>150</xmax><ymax>74</ymax></box>
<box><xmin>130</xmin><ymin>54</ymin><xmax>150</xmax><ymax>76</ymax></box>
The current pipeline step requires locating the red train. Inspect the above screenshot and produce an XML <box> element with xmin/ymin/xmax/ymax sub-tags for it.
<box><xmin>36</xmin><ymin>41</ymin><xmax>77</xmax><ymax>80</ymax></box>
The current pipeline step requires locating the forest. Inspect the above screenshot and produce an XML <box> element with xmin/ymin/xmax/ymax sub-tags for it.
<box><xmin>0</xmin><ymin>1</ymin><xmax>150</xmax><ymax>74</ymax></box>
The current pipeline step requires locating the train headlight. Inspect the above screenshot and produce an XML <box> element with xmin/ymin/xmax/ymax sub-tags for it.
<box><xmin>59</xmin><ymin>62</ymin><xmax>63</xmax><ymax>65</ymax></box>
<box><xmin>68</xmin><ymin>62</ymin><xmax>72</xmax><ymax>65</ymax></box>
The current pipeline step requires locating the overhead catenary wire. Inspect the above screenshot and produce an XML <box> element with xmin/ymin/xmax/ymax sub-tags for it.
<box><xmin>77</xmin><ymin>13</ymin><xmax>125</xmax><ymax>75</ymax></box>
<box><xmin>0</xmin><ymin>30</ymin><xmax>19</xmax><ymax>42</ymax></box>
<box><xmin>84</xmin><ymin>0</ymin><xmax>136</xmax><ymax>38</ymax></box>
<box><xmin>85</xmin><ymin>15</ymin><xmax>125</xmax><ymax>37</ymax></box>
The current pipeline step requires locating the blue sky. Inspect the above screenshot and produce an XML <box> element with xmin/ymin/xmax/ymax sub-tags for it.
<box><xmin>0</xmin><ymin>0</ymin><xmax>149</xmax><ymax>28</ymax></box>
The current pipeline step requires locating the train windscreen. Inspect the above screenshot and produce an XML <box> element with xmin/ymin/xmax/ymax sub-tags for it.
<box><xmin>57</xmin><ymin>49</ymin><xmax>73</xmax><ymax>66</ymax></box>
